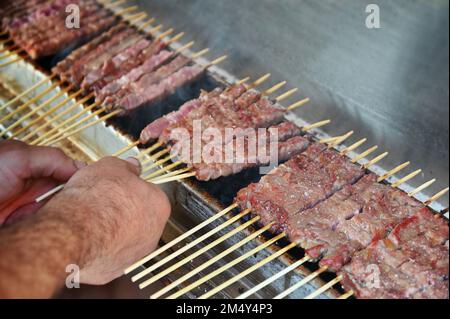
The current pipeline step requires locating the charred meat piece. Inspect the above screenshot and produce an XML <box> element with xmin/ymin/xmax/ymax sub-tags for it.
<box><xmin>13</xmin><ymin>0</ymin><xmax>99</xmax><ymax>43</ymax></box>
<box><xmin>52</xmin><ymin>23</ymin><xmax>128</xmax><ymax>76</ymax></box>
<box><xmin>286</xmin><ymin>176</ymin><xmax>373</xmax><ymax>270</ymax></box>
<box><xmin>236</xmin><ymin>144</ymin><xmax>365</xmax><ymax>232</ymax></box>
<box><xmin>102</xmin><ymin>56</ymin><xmax>204</xmax><ymax>114</ymax></box>
<box><xmin>340</xmin><ymin>209</ymin><xmax>449</xmax><ymax>299</ymax></box>
<box><xmin>140</xmin><ymin>87</ymin><xmax>227</xmax><ymax>143</ymax></box>
<box><xmin>26</xmin><ymin>9</ymin><xmax>115</xmax><ymax>59</ymax></box>
<box><xmin>6</xmin><ymin>0</ymin><xmax>85</xmax><ymax>32</ymax></box>
<box><xmin>157</xmin><ymin>87</ymin><xmax>284</xmax><ymax>146</ymax></box>
<box><xmin>65</xmin><ymin>27</ymin><xmax>140</xmax><ymax>84</ymax></box>
<box><xmin>103</xmin><ymin>55</ymin><xmax>191</xmax><ymax>109</ymax></box>
<box><xmin>115</xmin><ymin>64</ymin><xmax>205</xmax><ymax>114</ymax></box>
<box><xmin>82</xmin><ymin>38</ymin><xmax>153</xmax><ymax>90</ymax></box>
<box><xmin>3</xmin><ymin>0</ymin><xmax>114</xmax><ymax>59</ymax></box>
<box><xmin>140</xmin><ymin>84</ymin><xmax>298</xmax><ymax>180</ymax></box>
<box><xmin>4</xmin><ymin>0</ymin><xmax>114</xmax><ymax>59</ymax></box>
<box><xmin>141</xmin><ymin>84</ymin><xmax>248</xmax><ymax>143</ymax></box>
<box><xmin>188</xmin><ymin>122</ymin><xmax>308</xmax><ymax>181</ymax></box>
<box><xmin>286</xmin><ymin>174</ymin><xmax>426</xmax><ymax>271</ymax></box>
<box><xmin>165</xmin><ymin>89</ymin><xmax>262</xmax><ymax>145</ymax></box>
<box><xmin>95</xmin><ymin>46</ymin><xmax>173</xmax><ymax>101</ymax></box>
<box><xmin>1</xmin><ymin>0</ymin><xmax>53</xmax><ymax>29</ymax></box>
<box><xmin>88</xmin><ymin>40</ymin><xmax>168</xmax><ymax>93</ymax></box>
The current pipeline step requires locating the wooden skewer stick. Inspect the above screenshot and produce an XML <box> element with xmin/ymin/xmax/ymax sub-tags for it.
<box><xmin>409</xmin><ymin>179</ymin><xmax>436</xmax><ymax>197</ymax></box>
<box><xmin>340</xmin><ymin>138</ymin><xmax>367</xmax><ymax>156</ymax></box>
<box><xmin>109</xmin><ymin>0</ymin><xmax>128</xmax><ymax>3</ymax></box>
<box><xmin>149</xmin><ymin>167</ymin><xmax>191</xmax><ymax>183</ymax></box>
<box><xmin>191</xmin><ymin>48</ymin><xmax>210</xmax><ymax>59</ymax></box>
<box><xmin>236</xmin><ymin>255</ymin><xmax>311</xmax><ymax>299</ymax></box>
<box><xmin>32</xmin><ymin>101</ymin><xmax>100</xmax><ymax>145</ymax></box>
<box><xmin>304</xmin><ymin>275</ymin><xmax>343</xmax><ymax>299</ymax></box>
<box><xmin>1</xmin><ymin>85</ymin><xmax>74</xmax><ymax>138</ymax></box>
<box><xmin>200</xmin><ymin>242</ymin><xmax>298</xmax><ymax>299</ymax></box>
<box><xmin>205</xmin><ymin>55</ymin><xmax>228</xmax><ymax>68</ymax></box>
<box><xmin>124</xmin><ymin>12</ymin><xmax>147</xmax><ymax>24</ymax></box>
<box><xmin>124</xmin><ymin>203</ymin><xmax>239</xmax><ymax>274</ymax></box>
<box><xmin>0</xmin><ymin>75</ymin><xmax>56</xmax><ymax>113</ymax></box>
<box><xmin>175</xmin><ymin>41</ymin><xmax>195</xmax><ymax>54</ymax></box>
<box><xmin>27</xmin><ymin>94</ymin><xmax>95</xmax><ymax>144</ymax></box>
<box><xmin>141</xmin><ymin>154</ymin><xmax>177</xmax><ymax>176</ymax></box>
<box><xmin>286</xmin><ymin>98</ymin><xmax>310</xmax><ymax>112</ymax></box>
<box><xmin>112</xmin><ymin>141</ymin><xmax>140</xmax><ymax>157</ymax></box>
<box><xmin>274</xmin><ymin>266</ymin><xmax>328</xmax><ymax>299</ymax></box>
<box><xmin>0</xmin><ymin>38</ymin><xmax>12</xmax><ymax>45</ymax></box>
<box><xmin>0</xmin><ymin>46</ymin><xmax>19</xmax><ymax>54</ymax></box>
<box><xmin>0</xmin><ymin>47</ymin><xmax>18</xmax><ymax>55</ymax></box>
<box><xmin>263</xmin><ymin>81</ymin><xmax>287</xmax><ymax>95</ymax></box>
<box><xmin>378</xmin><ymin>162</ymin><xmax>411</xmax><ymax>182</ymax></box>
<box><xmin>140</xmin><ymin>148</ymin><xmax>170</xmax><ymax>166</ymax></box>
<box><xmin>152</xmin><ymin>171</ymin><xmax>196</xmax><ymax>185</ymax></box>
<box><xmin>236</xmin><ymin>77</ymin><xmax>251</xmax><ymax>86</ymax></box>
<box><xmin>247</xmin><ymin>73</ymin><xmax>271</xmax><ymax>90</ymax></box>
<box><xmin>0</xmin><ymin>49</ymin><xmax>23</xmax><ymax>60</ymax></box>
<box><xmin>425</xmin><ymin>187</ymin><xmax>449</xmax><ymax>206</ymax></box>
<box><xmin>143</xmin><ymin>160</ymin><xmax>183</xmax><ymax>180</ymax></box>
<box><xmin>321</xmin><ymin>133</ymin><xmax>351</xmax><ymax>146</ymax></box>
<box><xmin>148</xmin><ymin>122</ymin><xmax>334</xmax><ymax>183</ymax></box>
<box><xmin>35</xmin><ymin>143</ymin><xmax>160</xmax><ymax>204</ymax></box>
<box><xmin>338</xmin><ymin>290</ymin><xmax>354</xmax><ymax>299</ymax></box>
<box><xmin>167</xmin><ymin>232</ymin><xmax>285</xmax><ymax>299</ymax></box>
<box><xmin>0</xmin><ymin>57</ymin><xmax>21</xmax><ymax>68</ymax></box>
<box><xmin>35</xmin><ymin>184</ymin><xmax>66</xmax><ymax>203</ymax></box>
<box><xmin>106</xmin><ymin>0</ymin><xmax>127</xmax><ymax>5</ymax></box>
<box><xmin>10</xmin><ymin>89</ymin><xmax>83</xmax><ymax>139</ymax></box>
<box><xmin>351</xmin><ymin>145</ymin><xmax>378</xmax><ymax>163</ymax></box>
<box><xmin>132</xmin><ymin>209</ymin><xmax>251</xmax><ymax>283</ymax></box>
<box><xmin>45</xmin><ymin>109</ymin><xmax>121</xmax><ymax>147</ymax></box>
<box><xmin>156</xmin><ymin>28</ymin><xmax>174</xmax><ymax>41</ymax></box>
<box><xmin>102</xmin><ymin>0</ymin><xmax>126</xmax><ymax>9</ymax></box>
<box><xmin>151</xmin><ymin>222</ymin><xmax>273</xmax><ymax>299</ymax></box>
<box><xmin>139</xmin><ymin>216</ymin><xmax>260</xmax><ymax>289</ymax></box>
<box><xmin>363</xmin><ymin>152</ymin><xmax>389</xmax><ymax>169</ymax></box>
<box><xmin>115</xmin><ymin>5</ymin><xmax>138</xmax><ymax>16</ymax></box>
<box><xmin>329</xmin><ymin>131</ymin><xmax>354</xmax><ymax>148</ymax></box>
<box><xmin>0</xmin><ymin>41</ymin><xmax>16</xmax><ymax>49</ymax></box>
<box><xmin>391</xmin><ymin>169</ymin><xmax>422</xmax><ymax>188</ymax></box>
<box><xmin>138</xmin><ymin>18</ymin><xmax>156</xmax><ymax>31</ymax></box>
<box><xmin>148</xmin><ymin>24</ymin><xmax>163</xmax><ymax>35</ymax></box>
<box><xmin>40</xmin><ymin>107</ymin><xmax>105</xmax><ymax>146</ymax></box>
<box><xmin>166</xmin><ymin>32</ymin><xmax>184</xmax><ymax>45</ymax></box>
<box><xmin>0</xmin><ymin>82</ymin><xmax>60</xmax><ymax>125</ymax></box>
<box><xmin>319</xmin><ymin>136</ymin><xmax>340</xmax><ymax>144</ymax></box>
<box><xmin>0</xmin><ymin>46</ymin><xmax>17</xmax><ymax>54</ymax></box>
<box><xmin>136</xmin><ymin>142</ymin><xmax>163</xmax><ymax>159</ymax></box>
<box><xmin>302</xmin><ymin>119</ymin><xmax>331</xmax><ymax>131</ymax></box>
<box><xmin>6</xmin><ymin>85</ymin><xmax>73</xmax><ymax>130</ymax></box>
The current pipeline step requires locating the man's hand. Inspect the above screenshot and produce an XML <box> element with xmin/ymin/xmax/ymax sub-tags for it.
<box><xmin>0</xmin><ymin>140</ymin><xmax>85</xmax><ymax>225</ymax></box>
<box><xmin>38</xmin><ymin>157</ymin><xmax>171</xmax><ymax>285</ymax></box>
<box><xmin>0</xmin><ymin>156</ymin><xmax>171</xmax><ymax>297</ymax></box>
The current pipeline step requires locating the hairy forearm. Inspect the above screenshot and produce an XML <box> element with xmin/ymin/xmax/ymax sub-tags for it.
<box><xmin>0</xmin><ymin>205</ymin><xmax>83</xmax><ymax>298</ymax></box>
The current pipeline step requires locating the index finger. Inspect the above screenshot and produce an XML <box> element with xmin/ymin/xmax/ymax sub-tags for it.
<box><xmin>23</xmin><ymin>145</ymin><xmax>84</xmax><ymax>182</ymax></box>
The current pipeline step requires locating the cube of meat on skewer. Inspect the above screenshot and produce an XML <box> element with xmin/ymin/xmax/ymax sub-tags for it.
<box><xmin>236</xmin><ymin>144</ymin><xmax>365</xmax><ymax>232</ymax></box>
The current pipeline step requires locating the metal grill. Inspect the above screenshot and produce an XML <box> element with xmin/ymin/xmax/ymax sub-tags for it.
<box><xmin>0</xmin><ymin>0</ymin><xmax>448</xmax><ymax>299</ymax></box>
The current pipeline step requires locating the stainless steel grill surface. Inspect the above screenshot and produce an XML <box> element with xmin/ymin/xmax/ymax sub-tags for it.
<box><xmin>0</xmin><ymin>0</ymin><xmax>448</xmax><ymax>300</ymax></box>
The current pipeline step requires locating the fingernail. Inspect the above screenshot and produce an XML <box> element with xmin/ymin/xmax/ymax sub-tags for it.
<box><xmin>126</xmin><ymin>157</ymin><xmax>141</xmax><ymax>170</ymax></box>
<box><xmin>74</xmin><ymin>160</ymin><xmax>87</xmax><ymax>170</ymax></box>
